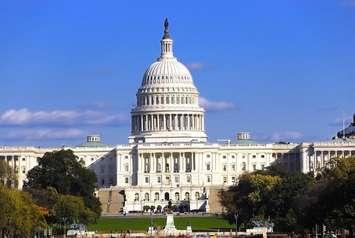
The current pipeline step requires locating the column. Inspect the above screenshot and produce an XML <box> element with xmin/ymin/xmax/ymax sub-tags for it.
<box><xmin>144</xmin><ymin>115</ymin><xmax>148</xmax><ymax>131</ymax></box>
<box><xmin>163</xmin><ymin>114</ymin><xmax>166</xmax><ymax>130</ymax></box>
<box><xmin>169</xmin><ymin>114</ymin><xmax>172</xmax><ymax>130</ymax></box>
<box><xmin>174</xmin><ymin>114</ymin><xmax>177</xmax><ymax>130</ymax></box>
<box><xmin>151</xmin><ymin>153</ymin><xmax>155</xmax><ymax>173</ymax></box>
<box><xmin>157</xmin><ymin>114</ymin><xmax>160</xmax><ymax>131</ymax></box>
<box><xmin>196</xmin><ymin>115</ymin><xmax>199</xmax><ymax>131</ymax></box>
<box><xmin>169</xmin><ymin>153</ymin><xmax>173</xmax><ymax>173</ymax></box>
<box><xmin>187</xmin><ymin>114</ymin><xmax>190</xmax><ymax>130</ymax></box>
<box><xmin>181</xmin><ymin>153</ymin><xmax>185</xmax><ymax>172</ymax></box>
<box><xmin>195</xmin><ymin>115</ymin><xmax>198</xmax><ymax>131</ymax></box>
<box><xmin>179</xmin><ymin>114</ymin><xmax>183</xmax><ymax>130</ymax></box>
<box><xmin>149</xmin><ymin>114</ymin><xmax>152</xmax><ymax>131</ymax></box>
<box><xmin>153</xmin><ymin>114</ymin><xmax>156</xmax><ymax>131</ymax></box>
<box><xmin>140</xmin><ymin>115</ymin><xmax>143</xmax><ymax>132</ymax></box>
<box><xmin>192</xmin><ymin>115</ymin><xmax>195</xmax><ymax>130</ymax></box>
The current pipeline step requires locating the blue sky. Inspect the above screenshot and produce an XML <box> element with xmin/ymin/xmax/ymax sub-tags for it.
<box><xmin>0</xmin><ymin>0</ymin><xmax>354</xmax><ymax>146</ymax></box>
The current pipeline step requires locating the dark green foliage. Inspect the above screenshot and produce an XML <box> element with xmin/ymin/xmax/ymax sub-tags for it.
<box><xmin>220</xmin><ymin>157</ymin><xmax>355</xmax><ymax>234</ymax></box>
<box><xmin>24</xmin><ymin>149</ymin><xmax>101</xmax><ymax>225</ymax></box>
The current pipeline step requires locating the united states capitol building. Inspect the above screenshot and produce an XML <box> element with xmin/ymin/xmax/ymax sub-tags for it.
<box><xmin>1</xmin><ymin>20</ymin><xmax>355</xmax><ymax>214</ymax></box>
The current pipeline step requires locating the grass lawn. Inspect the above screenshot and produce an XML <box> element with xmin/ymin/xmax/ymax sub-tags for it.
<box><xmin>88</xmin><ymin>216</ymin><xmax>235</xmax><ymax>232</ymax></box>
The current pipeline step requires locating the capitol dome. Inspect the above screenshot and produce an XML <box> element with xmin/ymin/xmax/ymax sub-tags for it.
<box><xmin>128</xmin><ymin>19</ymin><xmax>207</xmax><ymax>144</ymax></box>
<box><xmin>141</xmin><ymin>59</ymin><xmax>193</xmax><ymax>86</ymax></box>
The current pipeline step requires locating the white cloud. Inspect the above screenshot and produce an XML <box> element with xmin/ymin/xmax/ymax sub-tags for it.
<box><xmin>270</xmin><ymin>131</ymin><xmax>303</xmax><ymax>142</ymax></box>
<box><xmin>0</xmin><ymin>108</ymin><xmax>128</xmax><ymax>126</ymax></box>
<box><xmin>4</xmin><ymin>128</ymin><xmax>84</xmax><ymax>140</ymax></box>
<box><xmin>199</xmin><ymin>97</ymin><xmax>235</xmax><ymax>111</ymax></box>
<box><xmin>186</xmin><ymin>62</ymin><xmax>206</xmax><ymax>71</ymax></box>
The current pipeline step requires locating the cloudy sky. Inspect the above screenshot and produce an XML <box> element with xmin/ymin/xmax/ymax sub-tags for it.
<box><xmin>0</xmin><ymin>0</ymin><xmax>354</xmax><ymax>146</ymax></box>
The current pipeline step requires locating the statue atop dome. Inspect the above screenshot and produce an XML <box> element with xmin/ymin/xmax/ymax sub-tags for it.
<box><xmin>163</xmin><ymin>18</ymin><xmax>170</xmax><ymax>39</ymax></box>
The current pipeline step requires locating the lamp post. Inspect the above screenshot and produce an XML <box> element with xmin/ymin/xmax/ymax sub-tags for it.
<box><xmin>234</xmin><ymin>213</ymin><xmax>239</xmax><ymax>238</ymax></box>
<box><xmin>150</xmin><ymin>210</ymin><xmax>153</xmax><ymax>237</ymax></box>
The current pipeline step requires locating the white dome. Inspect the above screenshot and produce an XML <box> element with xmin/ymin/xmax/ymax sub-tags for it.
<box><xmin>142</xmin><ymin>58</ymin><xmax>193</xmax><ymax>86</ymax></box>
<box><xmin>129</xmin><ymin>19</ymin><xmax>207</xmax><ymax>144</ymax></box>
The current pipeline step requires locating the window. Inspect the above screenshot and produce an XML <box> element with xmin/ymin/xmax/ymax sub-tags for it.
<box><xmin>145</xmin><ymin>193</ymin><xmax>150</xmax><ymax>201</ymax></box>
<box><xmin>252</xmin><ymin>155</ymin><xmax>256</xmax><ymax>158</ymax></box>
<box><xmin>22</xmin><ymin>158</ymin><xmax>26</xmax><ymax>161</ymax></box>
<box><xmin>185</xmin><ymin>192</ymin><xmax>190</xmax><ymax>201</ymax></box>
<box><xmin>232</xmin><ymin>177</ymin><xmax>236</xmax><ymax>184</ymax></box>
<box><xmin>222</xmin><ymin>155</ymin><xmax>226</xmax><ymax>159</ymax></box>
<box><xmin>206</xmin><ymin>163</ymin><xmax>211</xmax><ymax>171</ymax></box>
<box><xmin>261</xmin><ymin>155</ymin><xmax>265</xmax><ymax>158</ymax></box>
<box><xmin>232</xmin><ymin>164</ymin><xmax>235</xmax><ymax>171</ymax></box>
<box><xmin>124</xmin><ymin>164</ymin><xmax>129</xmax><ymax>172</ymax></box>
<box><xmin>223</xmin><ymin>164</ymin><xmax>227</xmax><ymax>171</ymax></box>
<box><xmin>206</xmin><ymin>154</ymin><xmax>211</xmax><ymax>158</ymax></box>
<box><xmin>223</xmin><ymin>177</ymin><xmax>227</xmax><ymax>183</ymax></box>
<box><xmin>165</xmin><ymin>163</ymin><xmax>170</xmax><ymax>172</ymax></box>
<box><xmin>242</xmin><ymin>162</ymin><xmax>246</xmax><ymax>171</ymax></box>
<box><xmin>145</xmin><ymin>176</ymin><xmax>149</xmax><ymax>183</ymax></box>
<box><xmin>186</xmin><ymin>175</ymin><xmax>191</xmax><ymax>183</ymax></box>
<box><xmin>134</xmin><ymin>193</ymin><xmax>139</xmax><ymax>201</ymax></box>
<box><xmin>155</xmin><ymin>192</ymin><xmax>160</xmax><ymax>201</ymax></box>
<box><xmin>207</xmin><ymin>175</ymin><xmax>211</xmax><ymax>183</ymax></box>
<box><xmin>175</xmin><ymin>176</ymin><xmax>179</xmax><ymax>183</ymax></box>
<box><xmin>195</xmin><ymin>192</ymin><xmax>200</xmax><ymax>200</ymax></box>
<box><xmin>157</xmin><ymin>176</ymin><xmax>161</xmax><ymax>183</ymax></box>
<box><xmin>21</xmin><ymin>166</ymin><xmax>26</xmax><ymax>174</ymax></box>
<box><xmin>253</xmin><ymin>164</ymin><xmax>257</xmax><ymax>171</ymax></box>
<box><xmin>261</xmin><ymin>164</ymin><xmax>265</xmax><ymax>170</ymax></box>
<box><xmin>175</xmin><ymin>192</ymin><xmax>180</xmax><ymax>201</ymax></box>
<box><xmin>125</xmin><ymin>177</ymin><xmax>129</xmax><ymax>183</ymax></box>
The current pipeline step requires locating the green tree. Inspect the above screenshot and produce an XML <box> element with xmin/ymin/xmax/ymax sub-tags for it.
<box><xmin>220</xmin><ymin>172</ymin><xmax>281</xmax><ymax>227</ymax></box>
<box><xmin>267</xmin><ymin>172</ymin><xmax>314</xmax><ymax>232</ymax></box>
<box><xmin>53</xmin><ymin>194</ymin><xmax>96</xmax><ymax>229</ymax></box>
<box><xmin>24</xmin><ymin>149</ymin><xmax>101</xmax><ymax>218</ymax></box>
<box><xmin>305</xmin><ymin>157</ymin><xmax>355</xmax><ymax>236</ymax></box>
<box><xmin>0</xmin><ymin>185</ymin><xmax>46</xmax><ymax>237</ymax></box>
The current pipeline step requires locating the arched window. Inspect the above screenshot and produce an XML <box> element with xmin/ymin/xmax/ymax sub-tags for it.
<box><xmin>154</xmin><ymin>192</ymin><xmax>160</xmax><ymax>201</ymax></box>
<box><xmin>145</xmin><ymin>193</ymin><xmax>150</xmax><ymax>201</ymax></box>
<box><xmin>134</xmin><ymin>193</ymin><xmax>139</xmax><ymax>201</ymax></box>
<box><xmin>175</xmin><ymin>192</ymin><xmax>180</xmax><ymax>201</ymax></box>
<box><xmin>164</xmin><ymin>192</ymin><xmax>170</xmax><ymax>201</ymax></box>
<box><xmin>185</xmin><ymin>192</ymin><xmax>190</xmax><ymax>201</ymax></box>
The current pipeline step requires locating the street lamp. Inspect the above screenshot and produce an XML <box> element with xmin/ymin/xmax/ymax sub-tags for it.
<box><xmin>234</xmin><ymin>213</ymin><xmax>239</xmax><ymax>238</ymax></box>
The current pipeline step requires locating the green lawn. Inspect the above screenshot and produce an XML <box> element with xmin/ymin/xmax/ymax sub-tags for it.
<box><xmin>88</xmin><ymin>216</ymin><xmax>235</xmax><ymax>232</ymax></box>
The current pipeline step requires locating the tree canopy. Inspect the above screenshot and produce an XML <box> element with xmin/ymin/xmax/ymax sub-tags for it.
<box><xmin>24</xmin><ymin>149</ymin><xmax>101</xmax><ymax>228</ymax></box>
<box><xmin>220</xmin><ymin>157</ymin><xmax>355</xmax><ymax>235</ymax></box>
<box><xmin>0</xmin><ymin>185</ymin><xmax>46</xmax><ymax>237</ymax></box>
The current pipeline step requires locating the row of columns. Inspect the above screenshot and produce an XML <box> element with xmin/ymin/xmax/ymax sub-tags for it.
<box><xmin>131</xmin><ymin>113</ymin><xmax>204</xmax><ymax>133</ymax></box>
<box><xmin>137</xmin><ymin>94</ymin><xmax>197</xmax><ymax>106</ymax></box>
<box><xmin>311</xmin><ymin>150</ymin><xmax>355</xmax><ymax>170</ymax></box>
<box><xmin>138</xmin><ymin>152</ymin><xmax>196</xmax><ymax>174</ymax></box>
